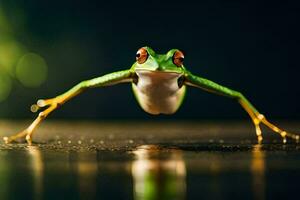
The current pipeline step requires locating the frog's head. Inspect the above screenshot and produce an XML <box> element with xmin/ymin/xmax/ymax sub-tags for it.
<box><xmin>132</xmin><ymin>46</ymin><xmax>185</xmax><ymax>74</ymax></box>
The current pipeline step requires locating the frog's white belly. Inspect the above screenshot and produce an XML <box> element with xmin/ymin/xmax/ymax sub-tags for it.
<box><xmin>132</xmin><ymin>70</ymin><xmax>186</xmax><ymax>115</ymax></box>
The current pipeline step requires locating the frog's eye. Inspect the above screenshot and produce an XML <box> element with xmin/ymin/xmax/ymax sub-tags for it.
<box><xmin>136</xmin><ymin>47</ymin><xmax>148</xmax><ymax>64</ymax></box>
<box><xmin>173</xmin><ymin>50</ymin><xmax>184</xmax><ymax>67</ymax></box>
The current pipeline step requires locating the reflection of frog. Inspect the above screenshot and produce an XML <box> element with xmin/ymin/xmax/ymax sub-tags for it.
<box><xmin>132</xmin><ymin>145</ymin><xmax>186</xmax><ymax>200</ymax></box>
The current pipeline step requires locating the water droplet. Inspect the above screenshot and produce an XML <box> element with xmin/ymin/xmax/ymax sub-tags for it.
<box><xmin>68</xmin><ymin>140</ymin><xmax>72</xmax><ymax>144</ymax></box>
<box><xmin>283</xmin><ymin>138</ymin><xmax>287</xmax><ymax>144</ymax></box>
<box><xmin>78</xmin><ymin>140</ymin><xmax>82</xmax><ymax>145</ymax></box>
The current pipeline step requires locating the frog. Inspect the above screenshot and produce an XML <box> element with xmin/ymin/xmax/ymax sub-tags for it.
<box><xmin>3</xmin><ymin>47</ymin><xmax>299</xmax><ymax>144</ymax></box>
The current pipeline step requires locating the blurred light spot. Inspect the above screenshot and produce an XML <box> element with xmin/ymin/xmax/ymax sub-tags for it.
<box><xmin>0</xmin><ymin>72</ymin><xmax>12</xmax><ymax>102</ymax></box>
<box><xmin>16</xmin><ymin>53</ymin><xmax>48</xmax><ymax>87</ymax></box>
<box><xmin>0</xmin><ymin>40</ymin><xmax>25</xmax><ymax>76</ymax></box>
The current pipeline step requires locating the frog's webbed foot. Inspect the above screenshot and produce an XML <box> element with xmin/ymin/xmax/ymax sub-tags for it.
<box><xmin>3</xmin><ymin>98</ymin><xmax>59</xmax><ymax>145</ymax></box>
<box><xmin>252</xmin><ymin>114</ymin><xmax>299</xmax><ymax>143</ymax></box>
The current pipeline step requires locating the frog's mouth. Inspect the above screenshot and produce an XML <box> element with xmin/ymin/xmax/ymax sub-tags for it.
<box><xmin>134</xmin><ymin>70</ymin><xmax>183</xmax><ymax>84</ymax></box>
<box><xmin>135</xmin><ymin>68</ymin><xmax>183</xmax><ymax>77</ymax></box>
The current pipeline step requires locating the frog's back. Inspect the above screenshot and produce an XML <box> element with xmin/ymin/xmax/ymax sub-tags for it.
<box><xmin>132</xmin><ymin>70</ymin><xmax>185</xmax><ymax>115</ymax></box>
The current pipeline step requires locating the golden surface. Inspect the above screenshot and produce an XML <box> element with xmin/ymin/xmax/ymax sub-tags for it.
<box><xmin>0</xmin><ymin>120</ymin><xmax>299</xmax><ymax>200</ymax></box>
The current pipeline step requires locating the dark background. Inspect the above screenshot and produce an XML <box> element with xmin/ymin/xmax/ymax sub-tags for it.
<box><xmin>0</xmin><ymin>0</ymin><xmax>299</xmax><ymax>119</ymax></box>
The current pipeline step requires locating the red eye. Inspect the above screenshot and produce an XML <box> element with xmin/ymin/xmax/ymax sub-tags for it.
<box><xmin>136</xmin><ymin>47</ymin><xmax>148</xmax><ymax>64</ymax></box>
<box><xmin>173</xmin><ymin>50</ymin><xmax>184</xmax><ymax>67</ymax></box>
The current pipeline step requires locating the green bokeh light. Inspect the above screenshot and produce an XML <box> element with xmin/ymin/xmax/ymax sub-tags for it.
<box><xmin>16</xmin><ymin>53</ymin><xmax>48</xmax><ymax>88</ymax></box>
<box><xmin>0</xmin><ymin>40</ymin><xmax>25</xmax><ymax>76</ymax></box>
<box><xmin>0</xmin><ymin>72</ymin><xmax>12</xmax><ymax>102</ymax></box>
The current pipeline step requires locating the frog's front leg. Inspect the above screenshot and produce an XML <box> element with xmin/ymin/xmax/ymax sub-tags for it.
<box><xmin>3</xmin><ymin>70</ymin><xmax>133</xmax><ymax>144</ymax></box>
<box><xmin>185</xmin><ymin>71</ymin><xmax>299</xmax><ymax>143</ymax></box>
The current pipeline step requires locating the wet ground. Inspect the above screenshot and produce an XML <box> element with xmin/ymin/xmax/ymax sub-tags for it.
<box><xmin>0</xmin><ymin>120</ymin><xmax>299</xmax><ymax>200</ymax></box>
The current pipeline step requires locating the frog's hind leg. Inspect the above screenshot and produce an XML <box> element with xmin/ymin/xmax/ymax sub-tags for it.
<box><xmin>239</xmin><ymin>99</ymin><xmax>263</xmax><ymax>142</ymax></box>
<box><xmin>3</xmin><ymin>92</ymin><xmax>78</xmax><ymax>145</ymax></box>
<box><xmin>3</xmin><ymin>103</ymin><xmax>58</xmax><ymax>145</ymax></box>
<box><xmin>260</xmin><ymin>116</ymin><xmax>299</xmax><ymax>142</ymax></box>
<box><xmin>3</xmin><ymin>80</ymin><xmax>88</xmax><ymax>144</ymax></box>
<box><xmin>185</xmin><ymin>72</ymin><xmax>300</xmax><ymax>143</ymax></box>
<box><xmin>239</xmin><ymin>98</ymin><xmax>299</xmax><ymax>143</ymax></box>
<box><xmin>3</xmin><ymin>69</ymin><xmax>133</xmax><ymax>145</ymax></box>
